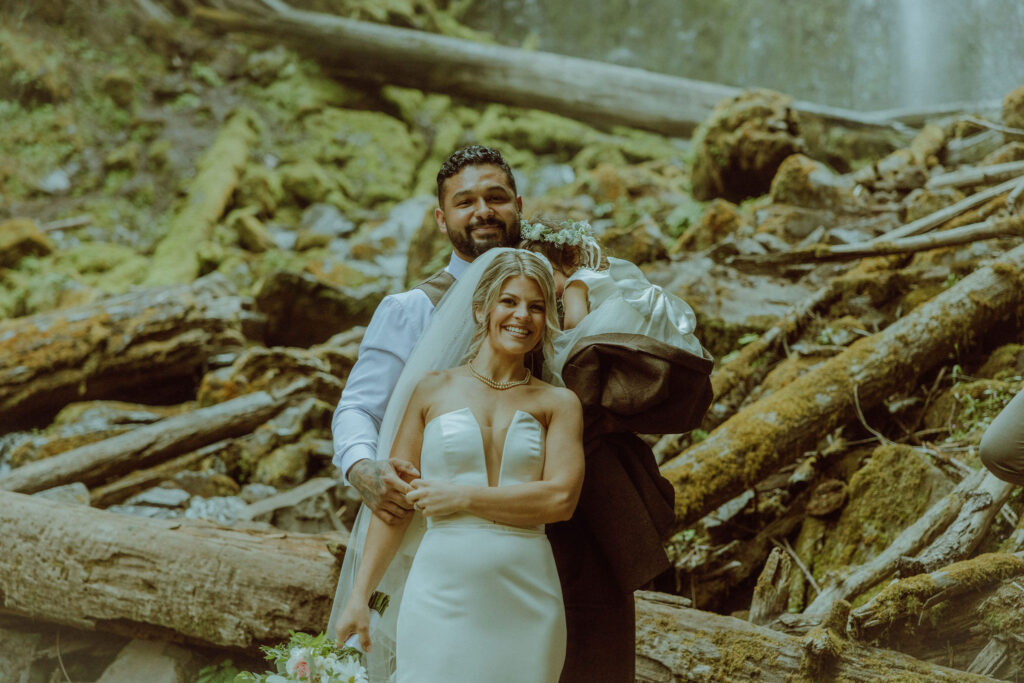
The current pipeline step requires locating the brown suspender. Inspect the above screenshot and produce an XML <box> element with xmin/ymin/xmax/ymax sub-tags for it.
<box><xmin>415</xmin><ymin>269</ymin><xmax>456</xmax><ymax>307</ymax></box>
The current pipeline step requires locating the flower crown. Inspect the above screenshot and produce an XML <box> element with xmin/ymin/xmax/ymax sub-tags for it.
<box><xmin>520</xmin><ymin>219</ymin><xmax>593</xmax><ymax>247</ymax></box>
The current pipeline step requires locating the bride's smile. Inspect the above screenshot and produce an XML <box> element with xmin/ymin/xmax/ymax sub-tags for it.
<box><xmin>485</xmin><ymin>275</ymin><xmax>547</xmax><ymax>356</ymax></box>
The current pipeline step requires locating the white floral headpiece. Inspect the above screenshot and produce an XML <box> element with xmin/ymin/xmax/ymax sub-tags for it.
<box><xmin>520</xmin><ymin>219</ymin><xmax>593</xmax><ymax>246</ymax></box>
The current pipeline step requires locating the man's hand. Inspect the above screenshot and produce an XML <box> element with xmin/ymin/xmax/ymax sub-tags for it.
<box><xmin>348</xmin><ymin>458</ymin><xmax>421</xmax><ymax>525</ymax></box>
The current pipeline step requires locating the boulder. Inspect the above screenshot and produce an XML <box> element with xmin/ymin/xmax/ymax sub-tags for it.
<box><xmin>1002</xmin><ymin>84</ymin><xmax>1024</xmax><ymax>131</ymax></box>
<box><xmin>672</xmin><ymin>198</ymin><xmax>747</xmax><ymax>252</ymax></box>
<box><xmin>0</xmin><ymin>218</ymin><xmax>54</xmax><ymax>267</ymax></box>
<box><xmin>96</xmin><ymin>639</ymin><xmax>201</xmax><ymax>683</ymax></box>
<box><xmin>691</xmin><ymin>89</ymin><xmax>804</xmax><ymax>202</ymax></box>
<box><xmin>601</xmin><ymin>214</ymin><xmax>668</xmax><ymax>265</ymax></box>
<box><xmin>769</xmin><ymin>153</ymin><xmax>858</xmax><ymax>210</ymax></box>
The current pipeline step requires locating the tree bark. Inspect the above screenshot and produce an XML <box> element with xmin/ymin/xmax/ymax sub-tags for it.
<box><xmin>633</xmin><ymin>591</ymin><xmax>997</xmax><ymax>682</ymax></box>
<box><xmin>192</xmin><ymin>4</ymin><xmax>902</xmax><ymax>138</ymax></box>
<box><xmin>926</xmin><ymin>160</ymin><xmax>1024</xmax><ymax>190</ymax></box>
<box><xmin>660</xmin><ymin>243</ymin><xmax>1024</xmax><ymax>531</ymax></box>
<box><xmin>895</xmin><ymin>472</ymin><xmax>1015</xmax><ymax>576</ymax></box>
<box><xmin>0</xmin><ymin>491</ymin><xmax>342</xmax><ymax>649</ymax></box>
<box><xmin>0</xmin><ymin>387</ymin><xmax>304</xmax><ymax>494</ymax></box>
<box><xmin>0</xmin><ymin>274</ymin><xmax>264</xmax><ymax>431</ymax></box>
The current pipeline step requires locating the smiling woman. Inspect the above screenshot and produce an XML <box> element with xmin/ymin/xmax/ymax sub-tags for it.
<box><xmin>332</xmin><ymin>248</ymin><xmax>584</xmax><ymax>683</ymax></box>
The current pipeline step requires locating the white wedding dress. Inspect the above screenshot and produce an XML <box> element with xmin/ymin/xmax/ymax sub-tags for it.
<box><xmin>395</xmin><ymin>407</ymin><xmax>566</xmax><ymax>683</ymax></box>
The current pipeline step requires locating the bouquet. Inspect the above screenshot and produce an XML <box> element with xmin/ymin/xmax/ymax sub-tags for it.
<box><xmin>234</xmin><ymin>631</ymin><xmax>367</xmax><ymax>683</ymax></box>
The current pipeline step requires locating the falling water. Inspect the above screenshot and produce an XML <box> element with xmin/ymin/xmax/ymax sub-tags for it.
<box><xmin>463</xmin><ymin>0</ymin><xmax>1024</xmax><ymax>112</ymax></box>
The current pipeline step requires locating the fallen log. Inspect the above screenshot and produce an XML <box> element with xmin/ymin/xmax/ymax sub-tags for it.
<box><xmin>144</xmin><ymin>109</ymin><xmax>259</xmax><ymax>286</ymax></box>
<box><xmin>926</xmin><ymin>160</ymin><xmax>1024</xmax><ymax>190</ymax></box>
<box><xmin>749</xmin><ymin>547</ymin><xmax>794</xmax><ymax>626</ymax></box>
<box><xmin>660</xmin><ymin>243</ymin><xmax>1024</xmax><ymax>530</ymax></box>
<box><xmin>802</xmin><ymin>467</ymin><xmax>988</xmax><ymax>617</ymax></box>
<box><xmin>0</xmin><ymin>490</ymin><xmax>342</xmax><ymax>648</ymax></box>
<box><xmin>0</xmin><ymin>387</ymin><xmax>305</xmax><ymax>494</ymax></box>
<box><xmin>193</xmin><ymin>4</ymin><xmax>902</xmax><ymax>138</ymax></box>
<box><xmin>0</xmin><ymin>274</ymin><xmax>265</xmax><ymax>431</ymax></box>
<box><xmin>848</xmin><ymin>552</ymin><xmax>1024</xmax><ymax>640</ymax></box>
<box><xmin>633</xmin><ymin>591</ymin><xmax>997</xmax><ymax>682</ymax></box>
<box><xmin>731</xmin><ymin>214</ymin><xmax>1024</xmax><ymax>266</ymax></box>
<box><xmin>895</xmin><ymin>472</ymin><xmax>1015</xmax><ymax>576</ymax></box>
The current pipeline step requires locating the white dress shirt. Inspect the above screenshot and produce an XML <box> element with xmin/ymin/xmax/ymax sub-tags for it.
<box><xmin>332</xmin><ymin>252</ymin><xmax>472</xmax><ymax>482</ymax></box>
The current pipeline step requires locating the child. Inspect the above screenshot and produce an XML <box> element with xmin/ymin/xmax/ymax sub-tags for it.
<box><xmin>519</xmin><ymin>217</ymin><xmax>704</xmax><ymax>382</ymax></box>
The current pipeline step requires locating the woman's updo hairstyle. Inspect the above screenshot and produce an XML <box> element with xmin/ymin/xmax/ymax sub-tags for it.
<box><xmin>464</xmin><ymin>250</ymin><xmax>559</xmax><ymax>362</ymax></box>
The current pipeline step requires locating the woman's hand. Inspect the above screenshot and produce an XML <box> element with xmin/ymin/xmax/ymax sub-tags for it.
<box><xmin>406</xmin><ymin>479</ymin><xmax>468</xmax><ymax>517</ymax></box>
<box><xmin>334</xmin><ymin>601</ymin><xmax>372</xmax><ymax>652</ymax></box>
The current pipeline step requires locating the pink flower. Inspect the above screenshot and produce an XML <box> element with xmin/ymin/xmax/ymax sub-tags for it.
<box><xmin>293</xmin><ymin>660</ymin><xmax>310</xmax><ymax>679</ymax></box>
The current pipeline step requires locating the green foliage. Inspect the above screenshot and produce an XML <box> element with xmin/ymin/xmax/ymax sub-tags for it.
<box><xmin>946</xmin><ymin>382</ymin><xmax>1018</xmax><ymax>442</ymax></box>
<box><xmin>197</xmin><ymin>659</ymin><xmax>242</xmax><ymax>683</ymax></box>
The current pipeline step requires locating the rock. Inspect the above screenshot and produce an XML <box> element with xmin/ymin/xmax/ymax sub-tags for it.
<box><xmin>280</xmin><ymin>159</ymin><xmax>337</xmax><ymax>205</ymax></box>
<box><xmin>0</xmin><ymin>28</ymin><xmax>71</xmax><ymax>104</ymax></box>
<box><xmin>184</xmin><ymin>496</ymin><xmax>248</xmax><ymax>525</ymax></box>
<box><xmin>254</xmin><ymin>443</ymin><xmax>310</xmax><ymax>489</ymax></box>
<box><xmin>601</xmin><ymin>214</ymin><xmax>668</xmax><ymax>265</ymax></box>
<box><xmin>351</xmin><ymin>195</ymin><xmax>436</xmax><ymax>280</ymax></box>
<box><xmin>672</xmin><ymin>199</ymin><xmax>747</xmax><ymax>252</ymax></box>
<box><xmin>241</xmin><ymin>482</ymin><xmax>278</xmax><ymax>503</ymax></box>
<box><xmin>976</xmin><ymin>344</ymin><xmax>1024</xmax><ymax>381</ymax></box>
<box><xmin>755</xmin><ymin>205</ymin><xmax>835</xmax><ymax>240</ymax></box>
<box><xmin>0</xmin><ymin>218</ymin><xmax>54</xmax><ymax>267</ymax></box>
<box><xmin>255</xmin><ymin>269</ymin><xmax>387</xmax><ymax>347</ymax></box>
<box><xmin>100</xmin><ymin>67</ymin><xmax>136</xmax><ymax>109</ymax></box>
<box><xmin>236</xmin><ymin>165</ymin><xmax>284</xmax><ymax>216</ymax></box>
<box><xmin>230</xmin><ymin>208</ymin><xmax>274</xmax><ymax>253</ymax></box>
<box><xmin>1002</xmin><ymin>84</ymin><xmax>1024</xmax><ymax>131</ymax></box>
<box><xmin>104</xmin><ymin>142</ymin><xmax>141</xmax><ymax>172</ymax></box>
<box><xmin>245</xmin><ymin>45</ymin><xmax>295</xmax><ymax>86</ymax></box>
<box><xmin>37</xmin><ymin>169</ymin><xmax>72</xmax><ymax>195</ymax></box>
<box><xmin>126</xmin><ymin>487</ymin><xmax>192</xmax><ymax>508</ymax></box>
<box><xmin>769</xmin><ymin>154</ymin><xmax>857</xmax><ymax>210</ymax></box>
<box><xmin>96</xmin><ymin>639</ymin><xmax>201</xmax><ymax>683</ymax></box>
<box><xmin>32</xmin><ymin>482</ymin><xmax>90</xmax><ymax>505</ymax></box>
<box><xmin>301</xmin><ymin>202</ymin><xmax>356</xmax><ymax>239</ymax></box>
<box><xmin>691</xmin><ymin>89</ymin><xmax>804</xmax><ymax>202</ymax></box>
<box><xmin>404</xmin><ymin>203</ymin><xmax>451</xmax><ymax>287</ymax></box>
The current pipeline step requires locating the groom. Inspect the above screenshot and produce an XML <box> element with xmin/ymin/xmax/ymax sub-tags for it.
<box><xmin>333</xmin><ymin>145</ymin><xmax>707</xmax><ymax>682</ymax></box>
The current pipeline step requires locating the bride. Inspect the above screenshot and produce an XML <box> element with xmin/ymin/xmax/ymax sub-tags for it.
<box><xmin>332</xmin><ymin>248</ymin><xmax>584</xmax><ymax>683</ymax></box>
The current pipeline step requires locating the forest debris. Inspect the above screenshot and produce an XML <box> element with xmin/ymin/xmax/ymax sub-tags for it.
<box><xmin>144</xmin><ymin>109</ymin><xmax>260</xmax><ymax>286</ymax></box>
<box><xmin>192</xmin><ymin>5</ymin><xmax>902</xmax><ymax>139</ymax></box>
<box><xmin>0</xmin><ymin>273</ymin><xmax>265</xmax><ymax>430</ymax></box>
<box><xmin>925</xmin><ymin>159</ymin><xmax>1024</xmax><ymax>190</ymax></box>
<box><xmin>661</xmin><ymin>243</ymin><xmax>1024</xmax><ymax>531</ymax></box>
<box><xmin>0</xmin><ymin>490</ymin><xmax>342</xmax><ymax>648</ymax></box>
<box><xmin>749</xmin><ymin>547</ymin><xmax>794</xmax><ymax>625</ymax></box>
<box><xmin>802</xmin><ymin>468</ymin><xmax>988</xmax><ymax>617</ymax></box>
<box><xmin>848</xmin><ymin>552</ymin><xmax>1024</xmax><ymax>640</ymax></box>
<box><xmin>895</xmin><ymin>472</ymin><xmax>1016</xmax><ymax>576</ymax></box>
<box><xmin>0</xmin><ymin>218</ymin><xmax>54</xmax><ymax>267</ymax></box>
<box><xmin>732</xmin><ymin>213</ymin><xmax>1024</xmax><ymax>265</ymax></box>
<box><xmin>0</xmin><ymin>387</ymin><xmax>307</xmax><ymax>494</ymax></box>
<box><xmin>633</xmin><ymin>591</ymin><xmax>996</xmax><ymax>682</ymax></box>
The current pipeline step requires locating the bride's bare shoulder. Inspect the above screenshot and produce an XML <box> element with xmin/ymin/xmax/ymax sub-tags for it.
<box><xmin>414</xmin><ymin>367</ymin><xmax>468</xmax><ymax>393</ymax></box>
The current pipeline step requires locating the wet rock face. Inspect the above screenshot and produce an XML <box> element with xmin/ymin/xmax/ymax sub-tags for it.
<box><xmin>691</xmin><ymin>89</ymin><xmax>804</xmax><ymax>203</ymax></box>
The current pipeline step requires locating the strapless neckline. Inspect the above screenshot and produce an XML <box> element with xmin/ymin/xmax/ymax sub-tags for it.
<box><xmin>425</xmin><ymin>407</ymin><xmax>542</xmax><ymax>486</ymax></box>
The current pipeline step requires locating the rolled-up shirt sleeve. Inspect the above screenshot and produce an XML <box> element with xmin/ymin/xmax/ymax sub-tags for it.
<box><xmin>332</xmin><ymin>290</ymin><xmax>433</xmax><ymax>482</ymax></box>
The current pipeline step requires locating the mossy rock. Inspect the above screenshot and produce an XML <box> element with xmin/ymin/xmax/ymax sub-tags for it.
<box><xmin>100</xmin><ymin>67</ymin><xmax>136</xmax><ymax>109</ymax></box>
<box><xmin>0</xmin><ymin>218</ymin><xmax>54</xmax><ymax>267</ymax></box>
<box><xmin>601</xmin><ymin>214</ymin><xmax>668</xmax><ymax>265</ymax></box>
<box><xmin>691</xmin><ymin>88</ymin><xmax>804</xmax><ymax>202</ymax></box>
<box><xmin>1002</xmin><ymin>84</ymin><xmax>1024</xmax><ymax>130</ymax></box>
<box><xmin>475</xmin><ymin>106</ymin><xmax>600</xmax><ymax>158</ymax></box>
<box><xmin>809</xmin><ymin>444</ymin><xmax>952</xmax><ymax>586</ymax></box>
<box><xmin>404</xmin><ymin>205</ymin><xmax>451</xmax><ymax>288</ymax></box>
<box><xmin>236</xmin><ymin>165</ymin><xmax>284</xmax><ymax>217</ymax></box>
<box><xmin>0</xmin><ymin>28</ymin><xmax>71</xmax><ymax>104</ymax></box>
<box><xmin>977</xmin><ymin>344</ymin><xmax>1024</xmax><ymax>381</ymax></box>
<box><xmin>254</xmin><ymin>443</ymin><xmax>310</xmax><ymax>488</ymax></box>
<box><xmin>51</xmin><ymin>242</ymin><xmax>149</xmax><ymax>294</ymax></box>
<box><xmin>673</xmin><ymin>198</ymin><xmax>745</xmax><ymax>252</ymax></box>
<box><xmin>769</xmin><ymin>153</ymin><xmax>856</xmax><ymax>210</ymax></box>
<box><xmin>280</xmin><ymin>159</ymin><xmax>338</xmax><ymax>205</ymax></box>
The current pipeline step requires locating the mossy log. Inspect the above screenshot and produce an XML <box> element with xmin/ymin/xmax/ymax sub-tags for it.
<box><xmin>193</xmin><ymin>4</ymin><xmax>899</xmax><ymax>138</ymax></box>
<box><xmin>0</xmin><ymin>387</ymin><xmax>305</xmax><ymax>494</ymax></box>
<box><xmin>849</xmin><ymin>552</ymin><xmax>1024</xmax><ymax>640</ymax></box>
<box><xmin>801</xmin><ymin>467</ymin><xmax>988</xmax><ymax>617</ymax></box>
<box><xmin>925</xmin><ymin>159</ymin><xmax>1024</xmax><ymax>190</ymax></box>
<box><xmin>661</xmin><ymin>243</ymin><xmax>1024</xmax><ymax>531</ymax></box>
<box><xmin>0</xmin><ymin>274</ymin><xmax>264</xmax><ymax>431</ymax></box>
<box><xmin>895</xmin><ymin>472</ymin><xmax>1015</xmax><ymax>576</ymax></box>
<box><xmin>633</xmin><ymin>591</ymin><xmax>996</xmax><ymax>682</ymax></box>
<box><xmin>144</xmin><ymin>110</ymin><xmax>259</xmax><ymax>286</ymax></box>
<box><xmin>0</xmin><ymin>490</ymin><xmax>342</xmax><ymax>648</ymax></box>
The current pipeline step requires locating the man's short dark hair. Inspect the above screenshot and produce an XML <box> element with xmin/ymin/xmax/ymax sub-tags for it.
<box><xmin>436</xmin><ymin>145</ymin><xmax>517</xmax><ymax>205</ymax></box>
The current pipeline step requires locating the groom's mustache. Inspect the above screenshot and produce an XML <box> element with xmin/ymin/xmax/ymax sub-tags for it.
<box><xmin>469</xmin><ymin>217</ymin><xmax>508</xmax><ymax>231</ymax></box>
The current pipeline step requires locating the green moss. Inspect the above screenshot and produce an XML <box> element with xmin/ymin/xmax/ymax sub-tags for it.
<box><xmin>51</xmin><ymin>242</ymin><xmax>149</xmax><ymax>294</ymax></box>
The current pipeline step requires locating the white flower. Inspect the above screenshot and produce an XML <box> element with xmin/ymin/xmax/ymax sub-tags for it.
<box><xmin>286</xmin><ymin>647</ymin><xmax>313</xmax><ymax>678</ymax></box>
<box><xmin>265</xmin><ymin>675</ymin><xmax>290</xmax><ymax>683</ymax></box>
<box><xmin>322</xmin><ymin>654</ymin><xmax>368</xmax><ymax>683</ymax></box>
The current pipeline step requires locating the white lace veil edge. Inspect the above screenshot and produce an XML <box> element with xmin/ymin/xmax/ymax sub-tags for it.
<box><xmin>328</xmin><ymin>248</ymin><xmax>551</xmax><ymax>682</ymax></box>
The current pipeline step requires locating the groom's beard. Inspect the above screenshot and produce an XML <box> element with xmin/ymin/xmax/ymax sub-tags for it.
<box><xmin>450</xmin><ymin>215</ymin><xmax>521</xmax><ymax>258</ymax></box>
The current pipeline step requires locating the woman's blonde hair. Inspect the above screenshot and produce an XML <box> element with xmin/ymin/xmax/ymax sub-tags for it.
<box><xmin>464</xmin><ymin>250</ymin><xmax>560</xmax><ymax>362</ymax></box>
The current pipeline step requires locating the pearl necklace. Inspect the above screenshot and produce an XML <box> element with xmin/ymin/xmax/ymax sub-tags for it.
<box><xmin>469</xmin><ymin>361</ymin><xmax>531</xmax><ymax>390</ymax></box>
